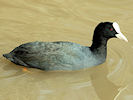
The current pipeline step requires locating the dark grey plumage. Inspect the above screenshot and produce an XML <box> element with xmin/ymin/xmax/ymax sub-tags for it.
<box><xmin>3</xmin><ymin>41</ymin><xmax>103</xmax><ymax>70</ymax></box>
<box><xmin>3</xmin><ymin>22</ymin><xmax>128</xmax><ymax>71</ymax></box>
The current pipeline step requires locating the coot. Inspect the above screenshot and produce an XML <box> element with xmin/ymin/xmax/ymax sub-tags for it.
<box><xmin>3</xmin><ymin>22</ymin><xmax>128</xmax><ymax>71</ymax></box>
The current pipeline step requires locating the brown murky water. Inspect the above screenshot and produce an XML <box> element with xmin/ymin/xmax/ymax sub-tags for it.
<box><xmin>0</xmin><ymin>0</ymin><xmax>133</xmax><ymax>100</ymax></box>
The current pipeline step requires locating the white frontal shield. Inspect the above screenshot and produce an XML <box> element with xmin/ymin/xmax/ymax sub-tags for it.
<box><xmin>113</xmin><ymin>22</ymin><xmax>128</xmax><ymax>42</ymax></box>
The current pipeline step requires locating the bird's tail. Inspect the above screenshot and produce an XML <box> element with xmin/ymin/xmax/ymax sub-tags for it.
<box><xmin>3</xmin><ymin>53</ymin><xmax>14</xmax><ymax>62</ymax></box>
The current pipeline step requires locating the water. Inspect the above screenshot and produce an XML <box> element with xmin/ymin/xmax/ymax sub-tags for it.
<box><xmin>0</xmin><ymin>0</ymin><xmax>133</xmax><ymax>100</ymax></box>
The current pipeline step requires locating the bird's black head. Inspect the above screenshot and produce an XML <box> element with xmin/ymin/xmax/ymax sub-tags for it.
<box><xmin>90</xmin><ymin>22</ymin><xmax>128</xmax><ymax>51</ymax></box>
<box><xmin>93</xmin><ymin>22</ymin><xmax>128</xmax><ymax>42</ymax></box>
<box><xmin>96</xmin><ymin>22</ymin><xmax>117</xmax><ymax>39</ymax></box>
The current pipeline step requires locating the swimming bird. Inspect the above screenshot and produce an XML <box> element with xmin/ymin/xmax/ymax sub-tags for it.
<box><xmin>3</xmin><ymin>22</ymin><xmax>128</xmax><ymax>71</ymax></box>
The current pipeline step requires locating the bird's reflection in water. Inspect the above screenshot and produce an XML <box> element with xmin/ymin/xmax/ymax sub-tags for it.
<box><xmin>90</xmin><ymin>63</ymin><xmax>119</xmax><ymax>100</ymax></box>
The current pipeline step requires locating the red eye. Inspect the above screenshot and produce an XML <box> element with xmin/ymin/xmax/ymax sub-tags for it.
<box><xmin>110</xmin><ymin>28</ymin><xmax>113</xmax><ymax>31</ymax></box>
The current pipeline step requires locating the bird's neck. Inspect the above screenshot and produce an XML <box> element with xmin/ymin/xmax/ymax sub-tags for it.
<box><xmin>90</xmin><ymin>36</ymin><xmax>108</xmax><ymax>58</ymax></box>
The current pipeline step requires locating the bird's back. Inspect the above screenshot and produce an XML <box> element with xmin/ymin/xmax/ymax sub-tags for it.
<box><xmin>4</xmin><ymin>41</ymin><xmax>94</xmax><ymax>70</ymax></box>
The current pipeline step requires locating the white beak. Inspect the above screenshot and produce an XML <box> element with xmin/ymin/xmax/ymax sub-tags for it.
<box><xmin>113</xmin><ymin>22</ymin><xmax>128</xmax><ymax>42</ymax></box>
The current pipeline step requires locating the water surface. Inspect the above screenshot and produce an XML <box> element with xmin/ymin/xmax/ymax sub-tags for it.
<box><xmin>0</xmin><ymin>0</ymin><xmax>133</xmax><ymax>100</ymax></box>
